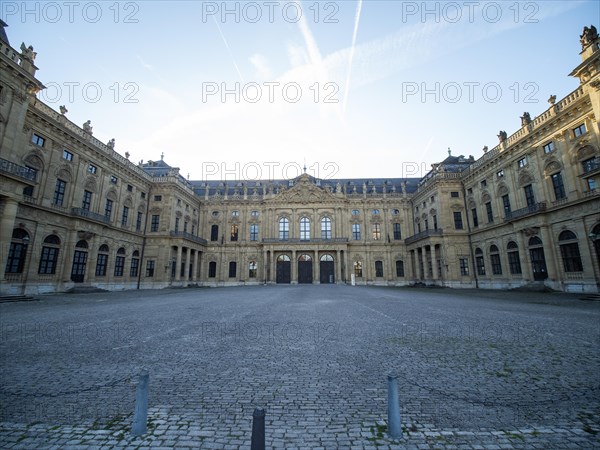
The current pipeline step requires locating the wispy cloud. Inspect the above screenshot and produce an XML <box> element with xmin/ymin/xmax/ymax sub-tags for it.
<box><xmin>249</xmin><ymin>54</ymin><xmax>272</xmax><ymax>79</ymax></box>
<box><xmin>342</xmin><ymin>0</ymin><xmax>363</xmax><ymax>113</ymax></box>
<box><xmin>212</xmin><ymin>15</ymin><xmax>245</xmax><ymax>84</ymax></box>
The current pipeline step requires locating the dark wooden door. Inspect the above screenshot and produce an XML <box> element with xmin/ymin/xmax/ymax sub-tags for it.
<box><xmin>298</xmin><ymin>261</ymin><xmax>313</xmax><ymax>283</ymax></box>
<box><xmin>71</xmin><ymin>251</ymin><xmax>87</xmax><ymax>283</ymax></box>
<box><xmin>529</xmin><ymin>248</ymin><xmax>548</xmax><ymax>280</ymax></box>
<box><xmin>320</xmin><ymin>261</ymin><xmax>335</xmax><ymax>284</ymax></box>
<box><xmin>276</xmin><ymin>261</ymin><xmax>291</xmax><ymax>284</ymax></box>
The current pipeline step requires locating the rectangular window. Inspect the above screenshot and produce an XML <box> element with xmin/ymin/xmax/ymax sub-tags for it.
<box><xmin>88</xmin><ymin>164</ymin><xmax>97</xmax><ymax>174</ymax></box>
<box><xmin>110</xmin><ymin>175</ymin><xmax>118</xmax><ymax>184</ymax></box>
<box><xmin>208</xmin><ymin>261</ymin><xmax>217</xmax><ymax>278</ymax></box>
<box><xmin>588</xmin><ymin>178</ymin><xmax>598</xmax><ymax>191</ymax></box>
<box><xmin>145</xmin><ymin>260</ymin><xmax>155</xmax><ymax>277</ymax></box>
<box><xmin>82</xmin><ymin>190</ymin><xmax>92</xmax><ymax>211</ymax></box>
<box><xmin>114</xmin><ymin>256</ymin><xmax>125</xmax><ymax>276</ymax></box>
<box><xmin>551</xmin><ymin>172</ymin><xmax>566</xmax><ymax>200</ymax></box>
<box><xmin>459</xmin><ymin>258</ymin><xmax>469</xmax><ymax>276</ymax></box>
<box><xmin>496</xmin><ymin>169</ymin><xmax>504</xmax><ymax>177</ymax></box>
<box><xmin>211</xmin><ymin>225</ymin><xmax>219</xmax><ymax>241</ymax></box>
<box><xmin>375</xmin><ymin>261</ymin><xmax>384</xmax><ymax>277</ymax></box>
<box><xmin>129</xmin><ymin>258</ymin><xmax>139</xmax><ymax>277</ymax></box>
<box><xmin>524</xmin><ymin>184</ymin><xmax>535</xmax><ymax>207</ymax></box>
<box><xmin>433</xmin><ymin>215</ymin><xmax>438</xmax><ymax>230</ymax></box>
<box><xmin>136</xmin><ymin>212</ymin><xmax>143</xmax><ymax>231</ymax></box>
<box><xmin>38</xmin><ymin>247</ymin><xmax>59</xmax><ymax>274</ymax></box>
<box><xmin>250</xmin><ymin>224</ymin><xmax>258</xmax><ymax>241</ymax></box>
<box><xmin>560</xmin><ymin>243</ymin><xmax>583</xmax><ymax>272</ymax></box>
<box><xmin>573</xmin><ymin>123</ymin><xmax>586</xmax><ymax>137</ymax></box>
<box><xmin>502</xmin><ymin>194</ymin><xmax>511</xmax><ymax>215</ymax></box>
<box><xmin>508</xmin><ymin>251</ymin><xmax>522</xmax><ymax>274</ymax></box>
<box><xmin>300</xmin><ymin>219</ymin><xmax>310</xmax><ymax>241</ymax></box>
<box><xmin>121</xmin><ymin>206</ymin><xmax>129</xmax><ymax>226</ymax></box>
<box><xmin>6</xmin><ymin>243</ymin><xmax>26</xmax><ymax>273</ymax></box>
<box><xmin>184</xmin><ymin>221</ymin><xmax>188</xmax><ymax>233</ymax></box>
<box><xmin>485</xmin><ymin>202</ymin><xmax>493</xmax><ymax>223</ymax></box>
<box><xmin>95</xmin><ymin>254</ymin><xmax>108</xmax><ymax>276</ymax></box>
<box><xmin>395</xmin><ymin>260</ymin><xmax>404</xmax><ymax>277</ymax></box>
<box><xmin>228</xmin><ymin>261</ymin><xmax>237</xmax><ymax>278</ymax></box>
<box><xmin>450</xmin><ymin>191</ymin><xmax>459</xmax><ymax>198</ymax></box>
<box><xmin>471</xmin><ymin>208</ymin><xmax>479</xmax><ymax>227</ymax></box>
<box><xmin>127</xmin><ymin>184</ymin><xmax>133</xmax><ymax>192</ymax></box>
<box><xmin>154</xmin><ymin>195</ymin><xmax>162</xmax><ymax>201</ymax></box>
<box><xmin>491</xmin><ymin>254</ymin><xmax>502</xmax><ymax>275</ymax></box>
<box><xmin>582</xmin><ymin>157</ymin><xmax>599</xmax><ymax>174</ymax></box>
<box><xmin>518</xmin><ymin>157</ymin><xmax>528</xmax><ymax>168</ymax></box>
<box><xmin>31</xmin><ymin>133</ymin><xmax>45</xmax><ymax>147</ymax></box>
<box><xmin>481</xmin><ymin>179</ymin><xmax>487</xmax><ymax>187</ymax></box>
<box><xmin>354</xmin><ymin>261</ymin><xmax>363</xmax><ymax>277</ymax></box>
<box><xmin>393</xmin><ymin>223</ymin><xmax>401</xmax><ymax>240</ymax></box>
<box><xmin>63</xmin><ymin>149</ymin><xmax>73</xmax><ymax>161</ymax></box>
<box><xmin>453</xmin><ymin>212</ymin><xmax>463</xmax><ymax>230</ymax></box>
<box><xmin>230</xmin><ymin>224</ymin><xmax>239</xmax><ymax>241</ymax></box>
<box><xmin>104</xmin><ymin>199</ymin><xmax>113</xmax><ymax>220</ymax></box>
<box><xmin>151</xmin><ymin>215</ymin><xmax>159</xmax><ymax>232</ymax></box>
<box><xmin>372</xmin><ymin>223</ymin><xmax>381</xmax><ymax>240</ymax></box>
<box><xmin>174</xmin><ymin>217</ymin><xmax>180</xmax><ymax>232</ymax></box>
<box><xmin>543</xmin><ymin>141</ymin><xmax>555</xmax><ymax>154</ymax></box>
<box><xmin>141</xmin><ymin>192</ymin><xmax>146</xmax><ymax>199</ymax></box>
<box><xmin>53</xmin><ymin>179</ymin><xmax>66</xmax><ymax>206</ymax></box>
<box><xmin>352</xmin><ymin>223</ymin><xmax>361</xmax><ymax>240</ymax></box>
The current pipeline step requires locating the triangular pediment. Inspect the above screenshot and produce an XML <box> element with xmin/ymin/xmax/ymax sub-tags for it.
<box><xmin>268</xmin><ymin>173</ymin><xmax>337</xmax><ymax>204</ymax></box>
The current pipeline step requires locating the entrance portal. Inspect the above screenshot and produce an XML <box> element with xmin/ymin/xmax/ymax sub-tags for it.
<box><xmin>276</xmin><ymin>254</ymin><xmax>291</xmax><ymax>284</ymax></box>
<box><xmin>298</xmin><ymin>254</ymin><xmax>313</xmax><ymax>284</ymax></box>
<box><xmin>320</xmin><ymin>254</ymin><xmax>335</xmax><ymax>284</ymax></box>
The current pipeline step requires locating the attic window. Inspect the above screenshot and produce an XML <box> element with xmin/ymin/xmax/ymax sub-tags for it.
<box><xmin>450</xmin><ymin>191</ymin><xmax>460</xmax><ymax>198</ymax></box>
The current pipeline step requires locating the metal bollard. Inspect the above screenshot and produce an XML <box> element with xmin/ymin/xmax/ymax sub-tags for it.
<box><xmin>131</xmin><ymin>370</ymin><xmax>149</xmax><ymax>436</ymax></box>
<box><xmin>387</xmin><ymin>374</ymin><xmax>402</xmax><ymax>439</ymax></box>
<box><xmin>250</xmin><ymin>407</ymin><xmax>265</xmax><ymax>450</ymax></box>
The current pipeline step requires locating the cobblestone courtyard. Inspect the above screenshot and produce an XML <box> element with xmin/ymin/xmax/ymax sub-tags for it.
<box><xmin>1</xmin><ymin>285</ymin><xmax>599</xmax><ymax>449</ymax></box>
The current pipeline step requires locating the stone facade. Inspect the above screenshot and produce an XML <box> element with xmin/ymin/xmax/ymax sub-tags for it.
<box><xmin>1</xmin><ymin>25</ymin><xmax>599</xmax><ymax>295</ymax></box>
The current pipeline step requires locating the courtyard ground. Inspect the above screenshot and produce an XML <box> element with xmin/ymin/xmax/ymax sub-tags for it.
<box><xmin>0</xmin><ymin>285</ymin><xmax>599</xmax><ymax>449</ymax></box>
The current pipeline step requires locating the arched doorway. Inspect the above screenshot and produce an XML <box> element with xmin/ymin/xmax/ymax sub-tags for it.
<box><xmin>298</xmin><ymin>254</ymin><xmax>313</xmax><ymax>284</ymax></box>
<box><xmin>320</xmin><ymin>254</ymin><xmax>335</xmax><ymax>284</ymax></box>
<box><xmin>528</xmin><ymin>236</ymin><xmax>548</xmax><ymax>281</ymax></box>
<box><xmin>71</xmin><ymin>240</ymin><xmax>88</xmax><ymax>283</ymax></box>
<box><xmin>276</xmin><ymin>254</ymin><xmax>291</xmax><ymax>284</ymax></box>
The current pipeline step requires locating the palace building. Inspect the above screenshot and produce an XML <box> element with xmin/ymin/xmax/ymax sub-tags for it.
<box><xmin>1</xmin><ymin>22</ymin><xmax>599</xmax><ymax>295</ymax></box>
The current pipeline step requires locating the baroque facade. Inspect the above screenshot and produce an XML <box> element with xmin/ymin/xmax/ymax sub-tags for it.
<box><xmin>1</xmin><ymin>23</ymin><xmax>599</xmax><ymax>295</ymax></box>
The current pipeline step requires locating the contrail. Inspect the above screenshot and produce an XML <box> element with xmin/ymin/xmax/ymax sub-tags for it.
<box><xmin>343</xmin><ymin>0</ymin><xmax>363</xmax><ymax>113</ymax></box>
<box><xmin>212</xmin><ymin>15</ymin><xmax>245</xmax><ymax>84</ymax></box>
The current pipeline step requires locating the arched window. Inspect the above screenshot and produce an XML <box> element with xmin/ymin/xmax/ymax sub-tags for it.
<box><xmin>210</xmin><ymin>224</ymin><xmax>219</xmax><ymax>242</ymax></box>
<box><xmin>320</xmin><ymin>254</ymin><xmax>334</xmax><ymax>262</ymax></box>
<box><xmin>558</xmin><ymin>231</ymin><xmax>583</xmax><ymax>272</ymax></box>
<box><xmin>38</xmin><ymin>234</ymin><xmax>60</xmax><ymax>275</ymax></box>
<box><xmin>208</xmin><ymin>261</ymin><xmax>217</xmax><ymax>278</ymax></box>
<box><xmin>528</xmin><ymin>236</ymin><xmax>543</xmax><ymax>247</ymax></box>
<box><xmin>507</xmin><ymin>241</ymin><xmax>522</xmax><ymax>274</ymax></box>
<box><xmin>298</xmin><ymin>254</ymin><xmax>312</xmax><ymax>261</ymax></box>
<box><xmin>354</xmin><ymin>261</ymin><xmax>363</xmax><ymax>277</ymax></box>
<box><xmin>395</xmin><ymin>260</ymin><xmax>404</xmax><ymax>277</ymax></box>
<box><xmin>300</xmin><ymin>217</ymin><xmax>310</xmax><ymax>241</ymax></box>
<box><xmin>248</xmin><ymin>261</ymin><xmax>257</xmax><ymax>278</ymax></box>
<box><xmin>475</xmin><ymin>248</ymin><xmax>485</xmax><ymax>276</ymax></box>
<box><xmin>277</xmin><ymin>254</ymin><xmax>291</xmax><ymax>262</ymax></box>
<box><xmin>96</xmin><ymin>244</ymin><xmax>109</xmax><ymax>277</ymax></box>
<box><xmin>130</xmin><ymin>250</ymin><xmax>140</xmax><ymax>277</ymax></box>
<box><xmin>489</xmin><ymin>245</ymin><xmax>502</xmax><ymax>275</ymax></box>
<box><xmin>279</xmin><ymin>218</ymin><xmax>289</xmax><ymax>240</ymax></box>
<box><xmin>321</xmin><ymin>217</ymin><xmax>331</xmax><ymax>240</ymax></box>
<box><xmin>6</xmin><ymin>229</ymin><xmax>30</xmax><ymax>274</ymax></box>
<box><xmin>228</xmin><ymin>261</ymin><xmax>237</xmax><ymax>278</ymax></box>
<box><xmin>115</xmin><ymin>247</ymin><xmax>126</xmax><ymax>276</ymax></box>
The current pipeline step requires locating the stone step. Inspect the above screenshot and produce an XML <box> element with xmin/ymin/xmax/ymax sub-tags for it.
<box><xmin>0</xmin><ymin>295</ymin><xmax>35</xmax><ymax>303</ymax></box>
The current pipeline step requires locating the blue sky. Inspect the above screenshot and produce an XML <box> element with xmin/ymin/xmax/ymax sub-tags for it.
<box><xmin>3</xmin><ymin>1</ymin><xmax>599</xmax><ymax>180</ymax></box>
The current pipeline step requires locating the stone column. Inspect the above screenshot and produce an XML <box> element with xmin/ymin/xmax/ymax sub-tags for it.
<box><xmin>431</xmin><ymin>245</ymin><xmax>438</xmax><ymax>280</ymax></box>
<box><xmin>516</xmin><ymin>232</ymin><xmax>533</xmax><ymax>281</ymax></box>
<box><xmin>336</xmin><ymin>250</ymin><xmax>341</xmax><ymax>283</ymax></box>
<box><xmin>0</xmin><ymin>198</ymin><xmax>18</xmax><ymax>284</ymax></box>
<box><xmin>313</xmin><ymin>250</ymin><xmax>320</xmax><ymax>283</ymax></box>
<box><xmin>263</xmin><ymin>249</ymin><xmax>268</xmax><ymax>283</ymax></box>
<box><xmin>540</xmin><ymin>226</ymin><xmax>558</xmax><ymax>280</ymax></box>
<box><xmin>421</xmin><ymin>247</ymin><xmax>428</xmax><ymax>280</ymax></box>
<box><xmin>184</xmin><ymin>248</ymin><xmax>190</xmax><ymax>281</ymax></box>
<box><xmin>175</xmin><ymin>246</ymin><xmax>182</xmax><ymax>281</ymax></box>
<box><xmin>291</xmin><ymin>249</ymin><xmax>297</xmax><ymax>283</ymax></box>
<box><xmin>193</xmin><ymin>249</ymin><xmax>199</xmax><ymax>281</ymax></box>
<box><xmin>270</xmin><ymin>247</ymin><xmax>276</xmax><ymax>283</ymax></box>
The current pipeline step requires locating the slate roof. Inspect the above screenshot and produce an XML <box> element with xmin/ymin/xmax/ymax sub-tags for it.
<box><xmin>0</xmin><ymin>20</ymin><xmax>10</xmax><ymax>45</ymax></box>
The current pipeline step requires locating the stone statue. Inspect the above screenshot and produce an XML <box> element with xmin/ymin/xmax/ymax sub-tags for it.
<box><xmin>336</xmin><ymin>181</ymin><xmax>342</xmax><ymax>193</ymax></box>
<box><xmin>401</xmin><ymin>182</ymin><xmax>407</xmax><ymax>194</ymax></box>
<box><xmin>20</xmin><ymin>42</ymin><xmax>36</xmax><ymax>61</ymax></box>
<box><xmin>520</xmin><ymin>112</ymin><xmax>531</xmax><ymax>126</ymax></box>
<box><xmin>483</xmin><ymin>145</ymin><xmax>488</xmax><ymax>153</ymax></box>
<box><xmin>59</xmin><ymin>105</ymin><xmax>68</xmax><ymax>115</ymax></box>
<box><xmin>83</xmin><ymin>120</ymin><xmax>93</xmax><ymax>134</ymax></box>
<box><xmin>107</xmin><ymin>138</ymin><xmax>115</xmax><ymax>150</ymax></box>
<box><xmin>125</xmin><ymin>152</ymin><xmax>130</xmax><ymax>160</ymax></box>
<box><xmin>580</xmin><ymin>25</ymin><xmax>598</xmax><ymax>49</ymax></box>
<box><xmin>497</xmin><ymin>130</ymin><xmax>507</xmax><ymax>143</ymax></box>
<box><xmin>548</xmin><ymin>95</ymin><xmax>556</xmax><ymax>105</ymax></box>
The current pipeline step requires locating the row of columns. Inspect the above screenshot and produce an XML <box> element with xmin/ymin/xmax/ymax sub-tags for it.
<box><xmin>262</xmin><ymin>248</ymin><xmax>347</xmax><ymax>283</ymax></box>
<box><xmin>174</xmin><ymin>246</ymin><xmax>200</xmax><ymax>282</ymax></box>
<box><xmin>411</xmin><ymin>244</ymin><xmax>440</xmax><ymax>281</ymax></box>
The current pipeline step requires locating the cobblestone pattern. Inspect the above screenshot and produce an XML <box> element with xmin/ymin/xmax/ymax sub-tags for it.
<box><xmin>1</xmin><ymin>285</ymin><xmax>599</xmax><ymax>449</ymax></box>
